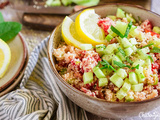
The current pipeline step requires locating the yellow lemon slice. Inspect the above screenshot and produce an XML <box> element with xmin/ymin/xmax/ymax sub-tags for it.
<box><xmin>0</xmin><ymin>39</ymin><xmax>11</xmax><ymax>78</ymax></box>
<box><xmin>75</xmin><ymin>9</ymin><xmax>106</xmax><ymax>45</ymax></box>
<box><xmin>61</xmin><ymin>16</ymin><xmax>84</xmax><ymax>49</ymax></box>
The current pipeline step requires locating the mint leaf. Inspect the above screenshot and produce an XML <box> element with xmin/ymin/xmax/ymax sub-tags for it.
<box><xmin>150</xmin><ymin>47</ymin><xmax>160</xmax><ymax>53</ymax></box>
<box><xmin>124</xmin><ymin>21</ymin><xmax>132</xmax><ymax>38</ymax></box>
<box><xmin>100</xmin><ymin>59</ymin><xmax>116</xmax><ymax>72</ymax></box>
<box><xmin>0</xmin><ymin>22</ymin><xmax>22</xmax><ymax>42</ymax></box>
<box><xmin>0</xmin><ymin>12</ymin><xmax>4</xmax><ymax>23</ymax></box>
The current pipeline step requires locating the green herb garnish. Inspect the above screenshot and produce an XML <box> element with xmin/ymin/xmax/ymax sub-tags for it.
<box><xmin>131</xmin><ymin>64</ymin><xmax>139</xmax><ymax>69</ymax></box>
<box><xmin>148</xmin><ymin>55</ymin><xmax>154</xmax><ymax>62</ymax></box>
<box><xmin>111</xmin><ymin>25</ymin><xmax>124</xmax><ymax>38</ymax></box>
<box><xmin>113</xmin><ymin>60</ymin><xmax>131</xmax><ymax>68</ymax></box>
<box><xmin>100</xmin><ymin>59</ymin><xmax>116</xmax><ymax>72</ymax></box>
<box><xmin>0</xmin><ymin>12</ymin><xmax>22</xmax><ymax>42</ymax></box>
<box><xmin>118</xmin><ymin>47</ymin><xmax>126</xmax><ymax>57</ymax></box>
<box><xmin>126</xmin><ymin>56</ymin><xmax>133</xmax><ymax>64</ymax></box>
<box><xmin>150</xmin><ymin>47</ymin><xmax>160</xmax><ymax>53</ymax></box>
<box><xmin>142</xmin><ymin>43</ymin><xmax>154</xmax><ymax>48</ymax></box>
<box><xmin>123</xmin><ymin>21</ymin><xmax>132</xmax><ymax>38</ymax></box>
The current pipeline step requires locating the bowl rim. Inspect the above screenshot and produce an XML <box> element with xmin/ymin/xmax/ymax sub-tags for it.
<box><xmin>0</xmin><ymin>32</ymin><xmax>27</xmax><ymax>91</ymax></box>
<box><xmin>48</xmin><ymin>3</ymin><xmax>160</xmax><ymax>104</ymax></box>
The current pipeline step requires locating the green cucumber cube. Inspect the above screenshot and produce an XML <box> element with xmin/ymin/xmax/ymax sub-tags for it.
<box><xmin>99</xmin><ymin>78</ymin><xmax>108</xmax><ymax>87</ymax></box>
<box><xmin>105</xmin><ymin>34</ymin><xmax>113</xmax><ymax>41</ymax></box>
<box><xmin>116</xmin><ymin>51</ymin><xmax>126</xmax><ymax>61</ymax></box>
<box><xmin>124</xmin><ymin>47</ymin><xmax>133</xmax><ymax>56</ymax></box>
<box><xmin>144</xmin><ymin>58</ymin><xmax>152</xmax><ymax>71</ymax></box>
<box><xmin>116</xmin><ymin>68</ymin><xmax>127</xmax><ymax>79</ymax></box>
<box><xmin>129</xmin><ymin>38</ymin><xmax>137</xmax><ymax>45</ymax></box>
<box><xmin>110</xmin><ymin>73</ymin><xmax>124</xmax><ymax>88</ymax></box>
<box><xmin>131</xmin><ymin>45</ymin><xmax>137</xmax><ymax>52</ymax></box>
<box><xmin>107</xmin><ymin>28</ymin><xmax>117</xmax><ymax>37</ymax></box>
<box><xmin>129</xmin><ymin>72</ymin><xmax>138</xmax><ymax>85</ymax></box>
<box><xmin>102</xmin><ymin>68</ymin><xmax>113</xmax><ymax>76</ymax></box>
<box><xmin>121</xmin><ymin>38</ymin><xmax>132</xmax><ymax>48</ymax></box>
<box><xmin>112</xmin><ymin>55</ymin><xmax>122</xmax><ymax>67</ymax></box>
<box><xmin>116</xmin><ymin>8</ymin><xmax>125</xmax><ymax>18</ymax></box>
<box><xmin>116</xmin><ymin>89</ymin><xmax>127</xmax><ymax>100</ymax></box>
<box><xmin>80</xmin><ymin>44</ymin><xmax>93</xmax><ymax>50</ymax></box>
<box><xmin>115</xmin><ymin>21</ymin><xmax>127</xmax><ymax>35</ymax></box>
<box><xmin>135</xmin><ymin>67</ymin><xmax>145</xmax><ymax>83</ymax></box>
<box><xmin>61</xmin><ymin>0</ymin><xmax>72</xmax><ymax>6</ymax></box>
<box><xmin>102</xmin><ymin>54</ymin><xmax>114</xmax><ymax>63</ymax></box>
<box><xmin>104</xmin><ymin>43</ymin><xmax>119</xmax><ymax>54</ymax></box>
<box><xmin>93</xmin><ymin>67</ymin><xmax>106</xmax><ymax>78</ymax></box>
<box><xmin>153</xmin><ymin>26</ymin><xmax>160</xmax><ymax>34</ymax></box>
<box><xmin>83</xmin><ymin>72</ymin><xmax>93</xmax><ymax>84</ymax></box>
<box><xmin>107</xmin><ymin>15</ymin><xmax>116</xmax><ymax>20</ymax></box>
<box><xmin>121</xmin><ymin>81</ymin><xmax>131</xmax><ymax>92</ymax></box>
<box><xmin>126</xmin><ymin>13</ymin><xmax>136</xmax><ymax>23</ymax></box>
<box><xmin>138</xmin><ymin>47</ymin><xmax>150</xmax><ymax>54</ymax></box>
<box><xmin>132</xmin><ymin>59</ymin><xmax>145</xmax><ymax>67</ymax></box>
<box><xmin>131</xmin><ymin>83</ymin><xmax>144</xmax><ymax>92</ymax></box>
<box><xmin>96</xmin><ymin>44</ymin><xmax>105</xmax><ymax>56</ymax></box>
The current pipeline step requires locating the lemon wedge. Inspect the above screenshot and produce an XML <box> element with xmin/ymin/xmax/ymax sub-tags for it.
<box><xmin>62</xmin><ymin>16</ymin><xmax>84</xmax><ymax>48</ymax></box>
<box><xmin>75</xmin><ymin>9</ymin><xmax>106</xmax><ymax>45</ymax></box>
<box><xmin>0</xmin><ymin>39</ymin><xmax>11</xmax><ymax>78</ymax></box>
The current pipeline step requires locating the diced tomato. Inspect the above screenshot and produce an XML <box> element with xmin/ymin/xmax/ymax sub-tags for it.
<box><xmin>97</xmin><ymin>17</ymin><xmax>115</xmax><ymax>35</ymax></box>
<box><xmin>145</xmin><ymin>30</ymin><xmax>160</xmax><ymax>38</ymax></box>
<box><xmin>140</xmin><ymin>19</ymin><xmax>152</xmax><ymax>31</ymax></box>
<box><xmin>152</xmin><ymin>62</ymin><xmax>159</xmax><ymax>72</ymax></box>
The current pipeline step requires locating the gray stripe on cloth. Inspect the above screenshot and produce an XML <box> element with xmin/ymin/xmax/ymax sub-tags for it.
<box><xmin>0</xmin><ymin>36</ymin><xmax>88</xmax><ymax>120</ymax></box>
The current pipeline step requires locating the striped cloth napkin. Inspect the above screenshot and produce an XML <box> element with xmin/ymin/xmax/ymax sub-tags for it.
<box><xmin>0</xmin><ymin>37</ymin><xmax>87</xmax><ymax>120</ymax></box>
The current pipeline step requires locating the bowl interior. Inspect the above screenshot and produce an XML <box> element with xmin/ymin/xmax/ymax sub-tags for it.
<box><xmin>0</xmin><ymin>33</ymin><xmax>27</xmax><ymax>91</ymax></box>
<box><xmin>48</xmin><ymin>4</ymin><xmax>160</xmax><ymax>118</ymax></box>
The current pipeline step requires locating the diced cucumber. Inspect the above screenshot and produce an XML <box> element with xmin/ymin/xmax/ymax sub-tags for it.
<box><xmin>116</xmin><ymin>8</ymin><xmax>125</xmax><ymax>18</ymax></box>
<box><xmin>144</xmin><ymin>58</ymin><xmax>152</xmax><ymax>71</ymax></box>
<box><xmin>102</xmin><ymin>54</ymin><xmax>114</xmax><ymax>63</ymax></box>
<box><xmin>124</xmin><ymin>47</ymin><xmax>133</xmax><ymax>56</ymax></box>
<box><xmin>120</xmin><ymin>38</ymin><xmax>132</xmax><ymax>48</ymax></box>
<box><xmin>110</xmin><ymin>73</ymin><xmax>124</xmax><ymax>88</ymax></box>
<box><xmin>116</xmin><ymin>89</ymin><xmax>127</xmax><ymax>100</ymax></box>
<box><xmin>138</xmin><ymin>47</ymin><xmax>150</xmax><ymax>54</ymax></box>
<box><xmin>129</xmin><ymin>38</ymin><xmax>137</xmax><ymax>45</ymax></box>
<box><xmin>83</xmin><ymin>72</ymin><xmax>93</xmax><ymax>84</ymax></box>
<box><xmin>80</xmin><ymin>44</ymin><xmax>93</xmax><ymax>50</ymax></box>
<box><xmin>116</xmin><ymin>68</ymin><xmax>127</xmax><ymax>79</ymax></box>
<box><xmin>96</xmin><ymin>44</ymin><xmax>105</xmax><ymax>56</ymax></box>
<box><xmin>126</xmin><ymin>13</ymin><xmax>136</xmax><ymax>23</ymax></box>
<box><xmin>129</xmin><ymin>72</ymin><xmax>138</xmax><ymax>85</ymax></box>
<box><xmin>149</xmin><ymin>39</ymin><xmax>160</xmax><ymax>48</ymax></box>
<box><xmin>131</xmin><ymin>83</ymin><xmax>144</xmax><ymax>92</ymax></box>
<box><xmin>132</xmin><ymin>59</ymin><xmax>145</xmax><ymax>67</ymax></box>
<box><xmin>46</xmin><ymin>0</ymin><xmax>61</xmax><ymax>6</ymax></box>
<box><xmin>93</xmin><ymin>67</ymin><xmax>106</xmax><ymax>78</ymax></box>
<box><xmin>107</xmin><ymin>15</ymin><xmax>116</xmax><ymax>21</ymax></box>
<box><xmin>105</xmin><ymin>34</ymin><xmax>113</xmax><ymax>41</ymax></box>
<box><xmin>77</xmin><ymin>0</ymin><xmax>99</xmax><ymax>6</ymax></box>
<box><xmin>104</xmin><ymin>43</ymin><xmax>119</xmax><ymax>54</ymax></box>
<box><xmin>107</xmin><ymin>28</ymin><xmax>117</xmax><ymax>37</ymax></box>
<box><xmin>115</xmin><ymin>21</ymin><xmax>127</xmax><ymax>35</ymax></box>
<box><xmin>130</xmin><ymin>30</ymin><xmax>146</xmax><ymax>41</ymax></box>
<box><xmin>102</xmin><ymin>68</ymin><xmax>113</xmax><ymax>76</ymax></box>
<box><xmin>99</xmin><ymin>78</ymin><xmax>108</xmax><ymax>87</ymax></box>
<box><xmin>121</xmin><ymin>81</ymin><xmax>131</xmax><ymax>92</ymax></box>
<box><xmin>151</xmin><ymin>74</ymin><xmax>158</xmax><ymax>85</ymax></box>
<box><xmin>112</xmin><ymin>55</ymin><xmax>122</xmax><ymax>67</ymax></box>
<box><xmin>131</xmin><ymin>45</ymin><xmax>137</xmax><ymax>52</ymax></box>
<box><xmin>153</xmin><ymin>26</ymin><xmax>160</xmax><ymax>34</ymax></box>
<box><xmin>125</xmin><ymin>91</ymin><xmax>134</xmax><ymax>102</ymax></box>
<box><xmin>116</xmin><ymin>51</ymin><xmax>126</xmax><ymax>61</ymax></box>
<box><xmin>135</xmin><ymin>67</ymin><xmax>145</xmax><ymax>83</ymax></box>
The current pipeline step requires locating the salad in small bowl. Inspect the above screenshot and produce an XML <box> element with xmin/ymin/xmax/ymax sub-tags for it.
<box><xmin>48</xmin><ymin>4</ymin><xmax>160</xmax><ymax>118</ymax></box>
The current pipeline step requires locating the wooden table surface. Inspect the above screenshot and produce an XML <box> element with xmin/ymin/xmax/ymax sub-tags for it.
<box><xmin>1</xmin><ymin>0</ymin><xmax>152</xmax><ymax>120</ymax></box>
